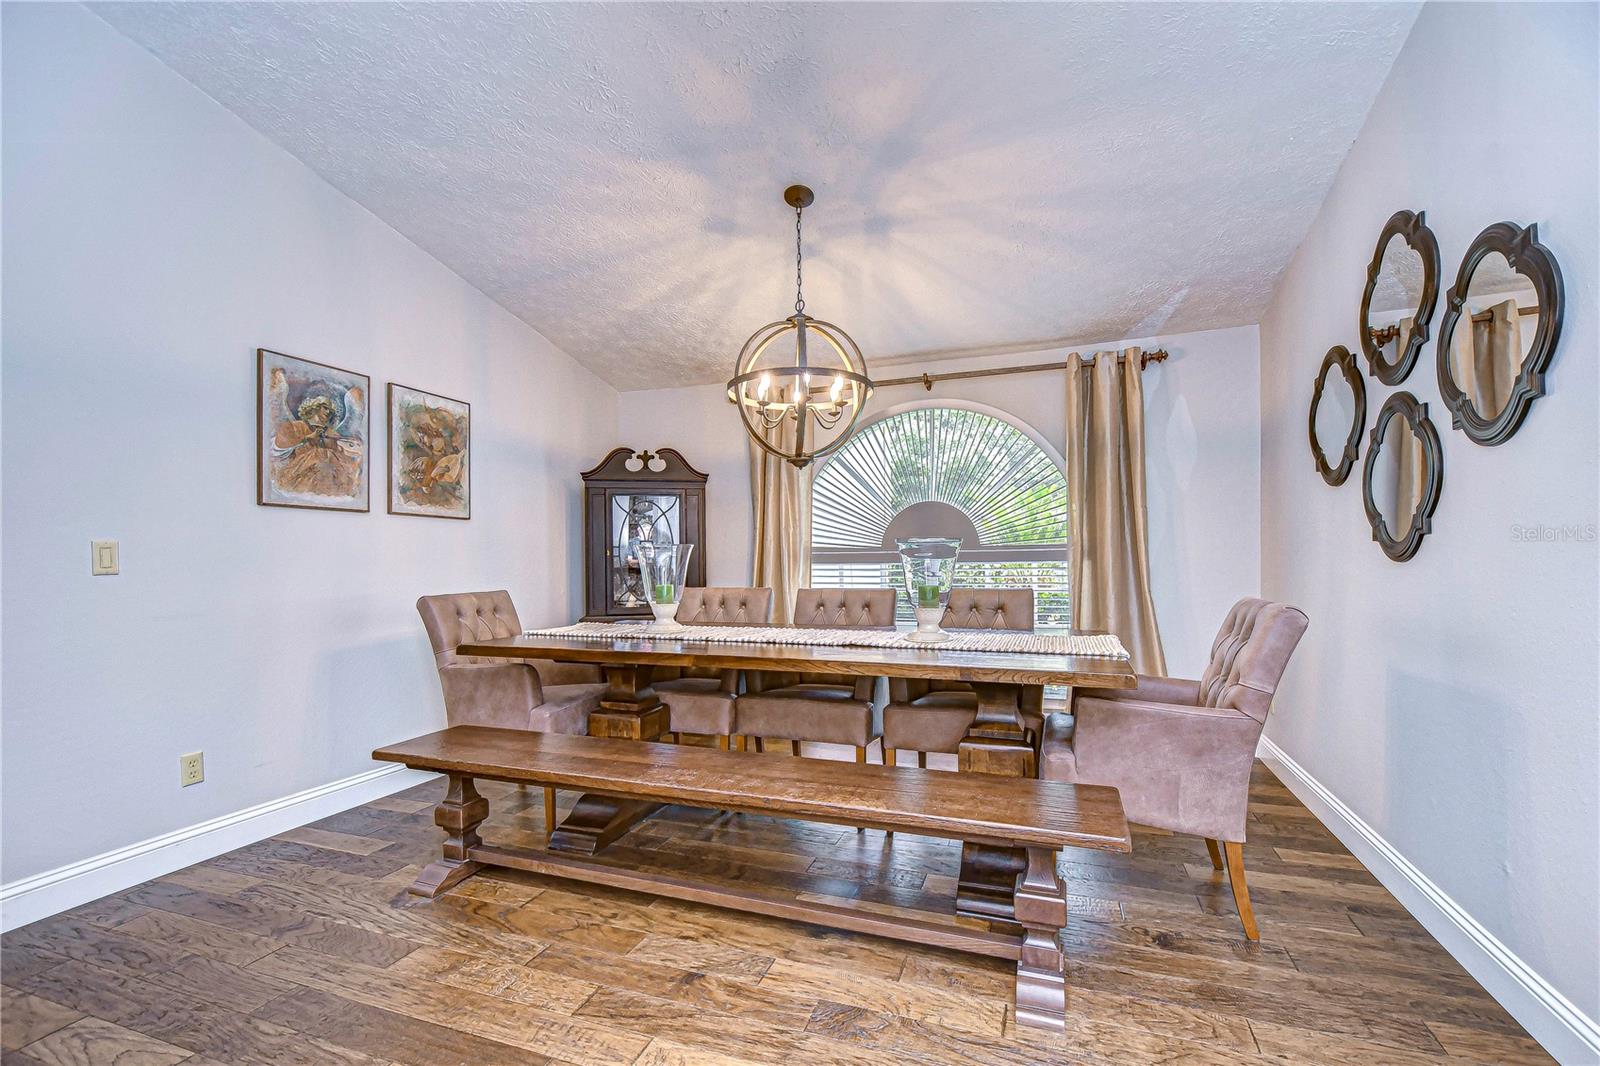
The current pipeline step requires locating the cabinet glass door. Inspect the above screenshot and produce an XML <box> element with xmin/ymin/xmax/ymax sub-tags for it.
<box><xmin>609</xmin><ymin>492</ymin><xmax>682</xmax><ymax>610</ymax></box>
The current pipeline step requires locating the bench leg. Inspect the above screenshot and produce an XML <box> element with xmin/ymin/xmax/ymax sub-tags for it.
<box><xmin>544</xmin><ymin>787</ymin><xmax>557</xmax><ymax>839</ymax></box>
<box><xmin>410</xmin><ymin>774</ymin><xmax>488</xmax><ymax>898</ymax></box>
<box><xmin>1013</xmin><ymin>846</ymin><xmax>1068</xmax><ymax>1031</ymax></box>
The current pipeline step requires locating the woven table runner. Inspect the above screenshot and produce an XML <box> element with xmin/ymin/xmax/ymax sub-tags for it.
<box><xmin>522</xmin><ymin>621</ymin><xmax>1129</xmax><ymax>659</ymax></box>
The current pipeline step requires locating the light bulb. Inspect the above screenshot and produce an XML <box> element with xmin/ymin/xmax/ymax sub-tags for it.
<box><xmin>791</xmin><ymin>380</ymin><xmax>802</xmax><ymax>404</ymax></box>
<box><xmin>757</xmin><ymin>373</ymin><xmax>770</xmax><ymax>400</ymax></box>
<box><xmin>830</xmin><ymin>374</ymin><xmax>844</xmax><ymax>402</ymax></box>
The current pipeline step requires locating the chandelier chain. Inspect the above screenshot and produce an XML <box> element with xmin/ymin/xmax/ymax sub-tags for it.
<box><xmin>794</xmin><ymin>206</ymin><xmax>805</xmax><ymax>315</ymax></box>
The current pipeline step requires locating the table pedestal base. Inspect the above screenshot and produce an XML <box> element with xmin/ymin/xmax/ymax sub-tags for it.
<box><xmin>549</xmin><ymin>796</ymin><xmax>663</xmax><ymax>855</ymax></box>
<box><xmin>550</xmin><ymin>663</ymin><xmax>666</xmax><ymax>855</ymax></box>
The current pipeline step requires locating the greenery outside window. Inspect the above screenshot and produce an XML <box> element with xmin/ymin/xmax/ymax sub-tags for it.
<box><xmin>811</xmin><ymin>406</ymin><xmax>1070</xmax><ymax>628</ymax></box>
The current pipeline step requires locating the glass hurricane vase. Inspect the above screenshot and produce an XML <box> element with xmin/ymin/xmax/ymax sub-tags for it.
<box><xmin>638</xmin><ymin>543</ymin><xmax>694</xmax><ymax>633</ymax></box>
<box><xmin>897</xmin><ymin>537</ymin><xmax>962</xmax><ymax>643</ymax></box>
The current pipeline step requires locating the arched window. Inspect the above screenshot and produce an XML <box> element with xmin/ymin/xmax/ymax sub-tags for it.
<box><xmin>811</xmin><ymin>406</ymin><xmax>1070</xmax><ymax>627</ymax></box>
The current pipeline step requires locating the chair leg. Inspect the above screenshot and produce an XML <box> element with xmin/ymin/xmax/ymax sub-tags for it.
<box><xmin>881</xmin><ymin>749</ymin><xmax>896</xmax><ymax>838</ymax></box>
<box><xmin>753</xmin><ymin>736</ymin><xmax>764</xmax><ymax>753</ymax></box>
<box><xmin>717</xmin><ymin>734</ymin><xmax>730</xmax><ymax>751</ymax></box>
<box><xmin>854</xmin><ymin>744</ymin><xmax>870</xmax><ymax>830</ymax></box>
<box><xmin>1205</xmin><ymin>838</ymin><xmax>1224</xmax><ymax>870</ymax></box>
<box><xmin>1222</xmin><ymin>841</ymin><xmax>1259</xmax><ymax>941</ymax></box>
<box><xmin>790</xmin><ymin>739</ymin><xmax>801</xmax><ymax>757</ymax></box>
<box><xmin>735</xmin><ymin>735</ymin><xmax>747</xmax><ymax>752</ymax></box>
<box><xmin>917</xmin><ymin>751</ymin><xmax>927</xmax><ymax>769</ymax></box>
<box><xmin>543</xmin><ymin>787</ymin><xmax>556</xmax><ymax>839</ymax></box>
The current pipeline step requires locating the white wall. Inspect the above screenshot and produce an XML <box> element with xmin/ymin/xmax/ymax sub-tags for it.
<box><xmin>1258</xmin><ymin>2</ymin><xmax>1598</xmax><ymax>1055</ymax></box>
<box><xmin>0</xmin><ymin>5</ymin><xmax>618</xmax><ymax>885</ymax></box>
<box><xmin>620</xmin><ymin>325</ymin><xmax>1261</xmax><ymax>673</ymax></box>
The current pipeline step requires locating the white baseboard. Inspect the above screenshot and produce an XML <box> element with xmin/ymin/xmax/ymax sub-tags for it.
<box><xmin>0</xmin><ymin>764</ymin><xmax>435</xmax><ymax>933</ymax></box>
<box><xmin>1258</xmin><ymin>737</ymin><xmax>1600</xmax><ymax>1065</ymax></box>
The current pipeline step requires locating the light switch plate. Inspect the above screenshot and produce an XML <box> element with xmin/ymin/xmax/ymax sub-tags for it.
<box><xmin>180</xmin><ymin>751</ymin><xmax>204</xmax><ymax>787</ymax></box>
<box><xmin>91</xmin><ymin>540</ymin><xmax>119</xmax><ymax>575</ymax></box>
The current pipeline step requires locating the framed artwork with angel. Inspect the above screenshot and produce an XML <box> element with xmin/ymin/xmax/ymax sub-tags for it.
<box><xmin>257</xmin><ymin>348</ymin><xmax>370</xmax><ymax>512</ymax></box>
<box><xmin>387</xmin><ymin>383</ymin><xmax>470</xmax><ymax>519</ymax></box>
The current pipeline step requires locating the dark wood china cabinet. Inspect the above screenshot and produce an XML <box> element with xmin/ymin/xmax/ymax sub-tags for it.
<box><xmin>581</xmin><ymin>448</ymin><xmax>707</xmax><ymax>621</ymax></box>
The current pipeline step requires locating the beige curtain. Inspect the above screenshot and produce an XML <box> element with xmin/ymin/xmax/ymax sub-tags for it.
<box><xmin>749</xmin><ymin>420</ymin><xmax>812</xmax><ymax>624</ymax></box>
<box><xmin>1391</xmin><ymin>419</ymin><xmax>1426</xmax><ymax>536</ymax></box>
<box><xmin>1451</xmin><ymin>299</ymin><xmax>1520</xmax><ymax>416</ymax></box>
<box><xmin>1065</xmin><ymin>348</ymin><xmax>1167</xmax><ymax>674</ymax></box>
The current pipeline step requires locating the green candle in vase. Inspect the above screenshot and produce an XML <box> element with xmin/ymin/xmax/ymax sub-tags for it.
<box><xmin>655</xmin><ymin>582</ymin><xmax>675</xmax><ymax>604</ymax></box>
<box><xmin>898</xmin><ymin>537</ymin><xmax>961</xmax><ymax>644</ymax></box>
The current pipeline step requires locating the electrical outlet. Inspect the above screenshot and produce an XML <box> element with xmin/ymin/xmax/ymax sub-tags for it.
<box><xmin>180</xmin><ymin>751</ymin><xmax>204</xmax><ymax>787</ymax></box>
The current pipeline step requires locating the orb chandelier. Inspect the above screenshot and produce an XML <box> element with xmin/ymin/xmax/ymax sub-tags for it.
<box><xmin>727</xmin><ymin>185</ymin><xmax>873</xmax><ymax>469</ymax></box>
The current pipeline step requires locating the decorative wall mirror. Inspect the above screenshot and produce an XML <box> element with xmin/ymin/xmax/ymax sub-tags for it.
<box><xmin>1308</xmin><ymin>345</ymin><xmax>1367</xmax><ymax>486</ymax></box>
<box><xmin>1435</xmin><ymin>222</ymin><xmax>1564</xmax><ymax>446</ymax></box>
<box><xmin>1362</xmin><ymin>392</ymin><xmax>1443</xmax><ymax>562</ymax></box>
<box><xmin>1360</xmin><ymin>210</ymin><xmax>1440</xmax><ymax>385</ymax></box>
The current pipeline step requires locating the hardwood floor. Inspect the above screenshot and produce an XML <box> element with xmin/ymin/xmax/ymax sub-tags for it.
<box><xmin>2</xmin><ymin>753</ymin><xmax>1551</xmax><ymax>1065</ymax></box>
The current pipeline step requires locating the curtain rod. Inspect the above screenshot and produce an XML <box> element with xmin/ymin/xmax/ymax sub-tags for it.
<box><xmin>1371</xmin><ymin>304</ymin><xmax>1539</xmax><ymax>343</ymax></box>
<box><xmin>1472</xmin><ymin>304</ymin><xmax>1539</xmax><ymax>324</ymax></box>
<box><xmin>874</xmin><ymin>348</ymin><xmax>1170</xmax><ymax>391</ymax></box>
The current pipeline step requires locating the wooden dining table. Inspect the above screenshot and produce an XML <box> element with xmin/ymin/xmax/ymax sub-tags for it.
<box><xmin>456</xmin><ymin>628</ymin><xmax>1136</xmax><ymax>929</ymax></box>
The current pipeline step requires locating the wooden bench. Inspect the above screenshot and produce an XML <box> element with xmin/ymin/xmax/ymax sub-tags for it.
<box><xmin>372</xmin><ymin>725</ymin><xmax>1131</xmax><ymax>1031</ymax></box>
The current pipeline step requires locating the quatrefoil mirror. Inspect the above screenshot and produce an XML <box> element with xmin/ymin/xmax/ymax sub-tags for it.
<box><xmin>1360</xmin><ymin>210</ymin><xmax>1440</xmax><ymax>385</ymax></box>
<box><xmin>1435</xmin><ymin>221</ymin><xmax>1564</xmax><ymax>446</ymax></box>
<box><xmin>1308</xmin><ymin>345</ymin><xmax>1366</xmax><ymax>486</ymax></box>
<box><xmin>1362</xmin><ymin>392</ymin><xmax>1443</xmax><ymax>562</ymax></box>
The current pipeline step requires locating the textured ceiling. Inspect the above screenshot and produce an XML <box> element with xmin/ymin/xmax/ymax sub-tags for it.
<box><xmin>94</xmin><ymin>2</ymin><xmax>1419</xmax><ymax>390</ymax></box>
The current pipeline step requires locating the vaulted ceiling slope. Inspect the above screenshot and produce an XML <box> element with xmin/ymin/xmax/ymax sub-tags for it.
<box><xmin>93</xmin><ymin>2</ymin><xmax>1419</xmax><ymax>390</ymax></box>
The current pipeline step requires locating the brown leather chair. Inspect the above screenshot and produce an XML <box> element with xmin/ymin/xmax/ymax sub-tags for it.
<box><xmin>416</xmin><ymin>590</ymin><xmax>605</xmax><ymax>837</ymax></box>
<box><xmin>883</xmin><ymin>588</ymin><xmax>1038</xmax><ymax>768</ymax></box>
<box><xmin>736</xmin><ymin>588</ymin><xmax>894</xmax><ymax>764</ymax></box>
<box><xmin>1042</xmin><ymin>597</ymin><xmax>1308</xmax><ymax>940</ymax></box>
<box><xmin>653</xmin><ymin>586</ymin><xmax>773</xmax><ymax>748</ymax></box>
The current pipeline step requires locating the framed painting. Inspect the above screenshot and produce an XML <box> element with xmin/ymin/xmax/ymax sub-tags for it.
<box><xmin>387</xmin><ymin>383</ymin><xmax>471</xmax><ymax>519</ymax></box>
<box><xmin>257</xmin><ymin>349</ymin><xmax>370</xmax><ymax>512</ymax></box>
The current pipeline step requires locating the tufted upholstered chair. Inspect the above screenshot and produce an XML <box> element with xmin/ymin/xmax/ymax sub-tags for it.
<box><xmin>1042</xmin><ymin>597</ymin><xmax>1308</xmax><ymax>939</ymax></box>
<box><xmin>736</xmin><ymin>588</ymin><xmax>895</xmax><ymax>764</ymax></box>
<box><xmin>790</xmin><ymin>588</ymin><xmax>897</xmax><ymax>628</ymax></box>
<box><xmin>652</xmin><ymin>587</ymin><xmax>773</xmax><ymax>748</ymax></box>
<box><xmin>882</xmin><ymin>588</ymin><xmax>1039</xmax><ymax>769</ymax></box>
<box><xmin>416</xmin><ymin>591</ymin><xmax>605</xmax><ymax>837</ymax></box>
